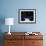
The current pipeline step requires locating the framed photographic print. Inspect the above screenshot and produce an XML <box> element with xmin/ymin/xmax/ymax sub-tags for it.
<box><xmin>18</xmin><ymin>9</ymin><xmax>36</xmax><ymax>24</ymax></box>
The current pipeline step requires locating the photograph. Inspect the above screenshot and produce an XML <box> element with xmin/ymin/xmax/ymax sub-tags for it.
<box><xmin>18</xmin><ymin>9</ymin><xmax>36</xmax><ymax>24</ymax></box>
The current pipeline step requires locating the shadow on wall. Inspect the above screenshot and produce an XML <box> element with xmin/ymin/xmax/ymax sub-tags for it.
<box><xmin>0</xmin><ymin>16</ymin><xmax>5</xmax><ymax>46</ymax></box>
<box><xmin>0</xmin><ymin>16</ymin><xmax>5</xmax><ymax>32</ymax></box>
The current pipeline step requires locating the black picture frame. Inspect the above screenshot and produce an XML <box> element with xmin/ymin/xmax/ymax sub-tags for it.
<box><xmin>18</xmin><ymin>9</ymin><xmax>36</xmax><ymax>24</ymax></box>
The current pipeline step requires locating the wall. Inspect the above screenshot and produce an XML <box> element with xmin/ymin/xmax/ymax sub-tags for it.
<box><xmin>0</xmin><ymin>0</ymin><xmax>46</xmax><ymax>32</ymax></box>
